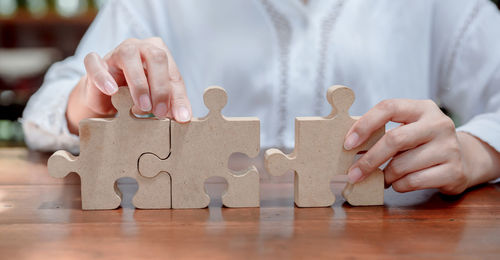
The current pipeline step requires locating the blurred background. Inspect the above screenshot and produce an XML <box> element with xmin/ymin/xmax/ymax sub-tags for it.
<box><xmin>0</xmin><ymin>0</ymin><xmax>499</xmax><ymax>147</ymax></box>
<box><xmin>0</xmin><ymin>0</ymin><xmax>104</xmax><ymax>146</ymax></box>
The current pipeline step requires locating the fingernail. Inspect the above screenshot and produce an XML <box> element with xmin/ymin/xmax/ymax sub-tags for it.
<box><xmin>103</xmin><ymin>80</ymin><xmax>118</xmax><ymax>95</ymax></box>
<box><xmin>139</xmin><ymin>94</ymin><xmax>152</xmax><ymax>112</ymax></box>
<box><xmin>176</xmin><ymin>106</ymin><xmax>191</xmax><ymax>122</ymax></box>
<box><xmin>344</xmin><ymin>132</ymin><xmax>359</xmax><ymax>150</ymax></box>
<box><xmin>347</xmin><ymin>167</ymin><xmax>362</xmax><ymax>184</ymax></box>
<box><xmin>154</xmin><ymin>102</ymin><xmax>167</xmax><ymax>118</ymax></box>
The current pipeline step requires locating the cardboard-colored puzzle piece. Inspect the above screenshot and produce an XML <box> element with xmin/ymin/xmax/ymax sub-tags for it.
<box><xmin>264</xmin><ymin>85</ymin><xmax>385</xmax><ymax>207</ymax></box>
<box><xmin>138</xmin><ymin>86</ymin><xmax>260</xmax><ymax>209</ymax></box>
<box><xmin>47</xmin><ymin>87</ymin><xmax>172</xmax><ymax>210</ymax></box>
<box><xmin>342</xmin><ymin>168</ymin><xmax>384</xmax><ymax>206</ymax></box>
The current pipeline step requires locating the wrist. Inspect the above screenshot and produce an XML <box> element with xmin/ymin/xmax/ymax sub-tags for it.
<box><xmin>457</xmin><ymin>131</ymin><xmax>500</xmax><ymax>188</ymax></box>
<box><xmin>66</xmin><ymin>77</ymin><xmax>84</xmax><ymax>135</ymax></box>
<box><xmin>66</xmin><ymin>76</ymin><xmax>104</xmax><ymax>135</ymax></box>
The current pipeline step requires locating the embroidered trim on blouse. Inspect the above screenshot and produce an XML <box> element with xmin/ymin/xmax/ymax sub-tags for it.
<box><xmin>314</xmin><ymin>0</ymin><xmax>347</xmax><ymax>114</ymax></box>
<box><xmin>261</xmin><ymin>0</ymin><xmax>292</xmax><ymax>147</ymax></box>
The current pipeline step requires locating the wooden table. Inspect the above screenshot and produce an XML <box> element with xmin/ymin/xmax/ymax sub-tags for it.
<box><xmin>1</xmin><ymin>147</ymin><xmax>499</xmax><ymax>259</ymax></box>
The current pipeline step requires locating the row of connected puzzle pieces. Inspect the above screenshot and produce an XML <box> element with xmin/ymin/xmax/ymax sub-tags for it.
<box><xmin>48</xmin><ymin>86</ymin><xmax>384</xmax><ymax>210</ymax></box>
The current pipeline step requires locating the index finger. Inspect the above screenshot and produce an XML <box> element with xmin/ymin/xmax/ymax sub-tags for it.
<box><xmin>344</xmin><ymin>99</ymin><xmax>426</xmax><ymax>151</ymax></box>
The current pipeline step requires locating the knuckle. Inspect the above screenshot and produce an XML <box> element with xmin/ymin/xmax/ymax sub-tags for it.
<box><xmin>422</xmin><ymin>100</ymin><xmax>441</xmax><ymax>114</ymax></box>
<box><xmin>440</xmin><ymin>187</ymin><xmax>455</xmax><ymax>195</ymax></box>
<box><xmin>117</xmin><ymin>43</ymin><xmax>139</xmax><ymax>58</ymax></box>
<box><xmin>378</xmin><ymin>99</ymin><xmax>397</xmax><ymax>113</ymax></box>
<box><xmin>387</xmin><ymin>162</ymin><xmax>404</xmax><ymax>178</ymax></box>
<box><xmin>440</xmin><ymin>185</ymin><xmax>462</xmax><ymax>195</ymax></box>
<box><xmin>357</xmin><ymin>157</ymin><xmax>376</xmax><ymax>172</ymax></box>
<box><xmin>131</xmin><ymin>78</ymin><xmax>148</xmax><ymax>90</ymax></box>
<box><xmin>423</xmin><ymin>99</ymin><xmax>437</xmax><ymax>108</ymax></box>
<box><xmin>440</xmin><ymin>165</ymin><xmax>467</xmax><ymax>195</ymax></box>
<box><xmin>385</xmin><ymin>129</ymin><xmax>406</xmax><ymax>148</ymax></box>
<box><xmin>405</xmin><ymin>175</ymin><xmax>421</xmax><ymax>191</ymax></box>
<box><xmin>429</xmin><ymin>116</ymin><xmax>456</xmax><ymax>137</ymax></box>
<box><xmin>426</xmin><ymin>100</ymin><xmax>447</xmax><ymax>117</ymax></box>
<box><xmin>123</xmin><ymin>38</ymin><xmax>139</xmax><ymax>44</ymax></box>
<box><xmin>145</xmin><ymin>47</ymin><xmax>168</xmax><ymax>63</ymax></box>
<box><xmin>147</xmin><ymin>37</ymin><xmax>165</xmax><ymax>45</ymax></box>
<box><xmin>145</xmin><ymin>37</ymin><xmax>170</xmax><ymax>53</ymax></box>
<box><xmin>439</xmin><ymin>116</ymin><xmax>456</xmax><ymax>131</ymax></box>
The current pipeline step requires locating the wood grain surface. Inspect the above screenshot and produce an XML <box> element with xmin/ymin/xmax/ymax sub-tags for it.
<box><xmin>1</xmin><ymin>147</ymin><xmax>499</xmax><ymax>259</ymax></box>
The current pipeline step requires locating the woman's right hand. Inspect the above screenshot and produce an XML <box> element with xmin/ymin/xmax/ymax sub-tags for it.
<box><xmin>66</xmin><ymin>37</ymin><xmax>192</xmax><ymax>134</ymax></box>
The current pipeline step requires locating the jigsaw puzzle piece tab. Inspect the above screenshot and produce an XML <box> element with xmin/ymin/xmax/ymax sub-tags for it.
<box><xmin>47</xmin><ymin>150</ymin><xmax>79</xmax><ymax>179</ymax></box>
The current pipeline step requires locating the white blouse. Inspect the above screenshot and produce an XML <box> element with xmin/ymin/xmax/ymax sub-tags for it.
<box><xmin>22</xmin><ymin>0</ymin><xmax>500</xmax><ymax>155</ymax></box>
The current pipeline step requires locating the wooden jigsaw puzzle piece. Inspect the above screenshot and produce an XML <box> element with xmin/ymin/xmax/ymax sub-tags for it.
<box><xmin>265</xmin><ymin>86</ymin><xmax>355</xmax><ymax>207</ymax></box>
<box><xmin>265</xmin><ymin>85</ymin><xmax>386</xmax><ymax>207</ymax></box>
<box><xmin>138</xmin><ymin>86</ymin><xmax>260</xmax><ymax>209</ymax></box>
<box><xmin>327</xmin><ymin>86</ymin><xmax>385</xmax><ymax>206</ymax></box>
<box><xmin>343</xmin><ymin>169</ymin><xmax>384</xmax><ymax>206</ymax></box>
<box><xmin>341</xmin><ymin>124</ymin><xmax>385</xmax><ymax>206</ymax></box>
<box><xmin>264</xmin><ymin>120</ymin><xmax>338</xmax><ymax>207</ymax></box>
<box><xmin>48</xmin><ymin>87</ymin><xmax>172</xmax><ymax>210</ymax></box>
<box><xmin>48</xmin><ymin>148</ymin><xmax>121</xmax><ymax>210</ymax></box>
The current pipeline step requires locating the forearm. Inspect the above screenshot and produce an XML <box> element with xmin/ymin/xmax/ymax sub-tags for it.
<box><xmin>458</xmin><ymin>131</ymin><xmax>500</xmax><ymax>188</ymax></box>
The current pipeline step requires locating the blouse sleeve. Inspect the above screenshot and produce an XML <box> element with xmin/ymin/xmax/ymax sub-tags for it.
<box><xmin>21</xmin><ymin>0</ymin><xmax>155</xmax><ymax>153</ymax></box>
<box><xmin>435</xmin><ymin>0</ymin><xmax>500</xmax><ymax>154</ymax></box>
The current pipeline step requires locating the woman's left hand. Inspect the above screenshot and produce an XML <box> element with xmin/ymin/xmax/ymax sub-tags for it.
<box><xmin>343</xmin><ymin>99</ymin><xmax>499</xmax><ymax>195</ymax></box>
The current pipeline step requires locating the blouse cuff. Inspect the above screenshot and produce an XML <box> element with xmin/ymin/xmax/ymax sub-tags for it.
<box><xmin>456</xmin><ymin>112</ymin><xmax>500</xmax><ymax>153</ymax></box>
<box><xmin>21</xmin><ymin>80</ymin><xmax>80</xmax><ymax>154</ymax></box>
<box><xmin>456</xmin><ymin>112</ymin><xmax>500</xmax><ymax>184</ymax></box>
